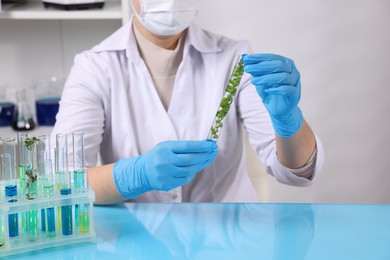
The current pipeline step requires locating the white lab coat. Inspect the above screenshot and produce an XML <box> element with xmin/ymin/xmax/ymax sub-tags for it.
<box><xmin>51</xmin><ymin>19</ymin><xmax>324</xmax><ymax>202</ymax></box>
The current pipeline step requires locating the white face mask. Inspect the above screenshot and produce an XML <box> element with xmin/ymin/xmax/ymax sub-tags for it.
<box><xmin>131</xmin><ymin>0</ymin><xmax>199</xmax><ymax>36</ymax></box>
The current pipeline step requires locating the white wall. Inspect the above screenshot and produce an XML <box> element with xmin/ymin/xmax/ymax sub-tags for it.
<box><xmin>194</xmin><ymin>0</ymin><xmax>390</xmax><ymax>203</ymax></box>
<box><xmin>0</xmin><ymin>20</ymin><xmax>121</xmax><ymax>88</ymax></box>
<box><xmin>1</xmin><ymin>0</ymin><xmax>389</xmax><ymax>203</ymax></box>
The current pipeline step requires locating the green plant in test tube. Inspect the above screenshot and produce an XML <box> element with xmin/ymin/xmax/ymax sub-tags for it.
<box><xmin>73</xmin><ymin>132</ymin><xmax>89</xmax><ymax>233</ymax></box>
<box><xmin>20</xmin><ymin>135</ymin><xmax>40</xmax><ymax>241</ymax></box>
<box><xmin>21</xmin><ymin>136</ymin><xmax>39</xmax><ymax>200</ymax></box>
<box><xmin>207</xmin><ymin>57</ymin><xmax>245</xmax><ymax>141</ymax></box>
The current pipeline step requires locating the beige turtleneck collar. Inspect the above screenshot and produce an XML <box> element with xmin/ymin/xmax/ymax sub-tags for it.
<box><xmin>133</xmin><ymin>24</ymin><xmax>185</xmax><ymax>110</ymax></box>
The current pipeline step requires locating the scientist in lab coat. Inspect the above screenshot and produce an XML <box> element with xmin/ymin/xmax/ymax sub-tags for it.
<box><xmin>51</xmin><ymin>0</ymin><xmax>324</xmax><ymax>204</ymax></box>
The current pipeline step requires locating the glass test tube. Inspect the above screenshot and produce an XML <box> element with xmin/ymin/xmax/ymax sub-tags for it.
<box><xmin>0</xmin><ymin>141</ymin><xmax>3</xmax><ymax>246</ymax></box>
<box><xmin>40</xmin><ymin>156</ymin><xmax>56</xmax><ymax>237</ymax></box>
<box><xmin>19</xmin><ymin>134</ymin><xmax>39</xmax><ymax>241</ymax></box>
<box><xmin>55</xmin><ymin>133</ymin><xmax>72</xmax><ymax>236</ymax></box>
<box><xmin>206</xmin><ymin>57</ymin><xmax>244</xmax><ymax>141</ymax></box>
<box><xmin>36</xmin><ymin>135</ymin><xmax>49</xmax><ymax>233</ymax></box>
<box><xmin>73</xmin><ymin>132</ymin><xmax>89</xmax><ymax>233</ymax></box>
<box><xmin>16</xmin><ymin>132</ymin><xmax>28</xmax><ymax>233</ymax></box>
<box><xmin>2</xmin><ymin>138</ymin><xmax>19</xmax><ymax>239</ymax></box>
<box><xmin>55</xmin><ymin>134</ymin><xmax>65</xmax><ymax>234</ymax></box>
<box><xmin>17</xmin><ymin>132</ymin><xmax>28</xmax><ymax>197</ymax></box>
<box><xmin>0</xmin><ymin>212</ymin><xmax>3</xmax><ymax>247</ymax></box>
<box><xmin>55</xmin><ymin>133</ymin><xmax>68</xmax><ymax>192</ymax></box>
<box><xmin>1</xmin><ymin>154</ymin><xmax>18</xmax><ymax>238</ymax></box>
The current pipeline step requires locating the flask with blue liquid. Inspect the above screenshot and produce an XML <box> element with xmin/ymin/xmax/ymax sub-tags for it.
<box><xmin>0</xmin><ymin>85</ymin><xmax>15</xmax><ymax>127</ymax></box>
<box><xmin>34</xmin><ymin>77</ymin><xmax>63</xmax><ymax>126</ymax></box>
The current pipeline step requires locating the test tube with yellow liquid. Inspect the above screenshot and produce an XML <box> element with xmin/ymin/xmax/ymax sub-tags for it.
<box><xmin>73</xmin><ymin>132</ymin><xmax>89</xmax><ymax>234</ymax></box>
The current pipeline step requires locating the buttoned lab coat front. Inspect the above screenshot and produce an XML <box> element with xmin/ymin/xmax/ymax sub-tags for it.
<box><xmin>51</xmin><ymin>19</ymin><xmax>324</xmax><ymax>202</ymax></box>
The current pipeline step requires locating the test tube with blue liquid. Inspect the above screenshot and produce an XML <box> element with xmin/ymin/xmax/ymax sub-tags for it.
<box><xmin>55</xmin><ymin>133</ymin><xmax>73</xmax><ymax>236</ymax></box>
<box><xmin>73</xmin><ymin>132</ymin><xmax>89</xmax><ymax>234</ymax></box>
<box><xmin>36</xmin><ymin>135</ymin><xmax>56</xmax><ymax>237</ymax></box>
<box><xmin>2</xmin><ymin>138</ymin><xmax>19</xmax><ymax>239</ymax></box>
<box><xmin>1</xmin><ymin>154</ymin><xmax>18</xmax><ymax>239</ymax></box>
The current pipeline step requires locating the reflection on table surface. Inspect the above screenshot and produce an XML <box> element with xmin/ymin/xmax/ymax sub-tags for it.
<box><xmin>6</xmin><ymin>203</ymin><xmax>390</xmax><ymax>260</ymax></box>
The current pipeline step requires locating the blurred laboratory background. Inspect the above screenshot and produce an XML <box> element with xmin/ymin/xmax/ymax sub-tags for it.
<box><xmin>0</xmin><ymin>0</ymin><xmax>389</xmax><ymax>203</ymax></box>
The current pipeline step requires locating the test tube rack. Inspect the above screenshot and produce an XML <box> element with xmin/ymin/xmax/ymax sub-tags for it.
<box><xmin>0</xmin><ymin>188</ymin><xmax>96</xmax><ymax>257</ymax></box>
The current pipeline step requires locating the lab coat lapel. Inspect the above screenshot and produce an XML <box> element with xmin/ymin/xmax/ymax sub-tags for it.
<box><xmin>167</xmin><ymin>55</ymin><xmax>219</xmax><ymax>141</ymax></box>
<box><xmin>131</xmin><ymin>58</ymin><xmax>179</xmax><ymax>144</ymax></box>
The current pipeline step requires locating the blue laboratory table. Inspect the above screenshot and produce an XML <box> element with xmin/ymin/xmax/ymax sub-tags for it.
<box><xmin>5</xmin><ymin>203</ymin><xmax>390</xmax><ymax>260</ymax></box>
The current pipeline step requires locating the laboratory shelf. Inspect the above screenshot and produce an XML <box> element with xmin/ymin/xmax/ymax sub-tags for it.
<box><xmin>0</xmin><ymin>0</ymin><xmax>122</xmax><ymax>20</ymax></box>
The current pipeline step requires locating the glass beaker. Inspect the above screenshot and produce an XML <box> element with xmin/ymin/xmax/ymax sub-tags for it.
<box><xmin>12</xmin><ymin>88</ymin><xmax>35</xmax><ymax>131</ymax></box>
<box><xmin>0</xmin><ymin>84</ymin><xmax>16</xmax><ymax>127</ymax></box>
<box><xmin>34</xmin><ymin>77</ymin><xmax>63</xmax><ymax>126</ymax></box>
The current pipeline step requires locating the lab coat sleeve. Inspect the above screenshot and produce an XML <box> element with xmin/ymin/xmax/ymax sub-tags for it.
<box><xmin>50</xmin><ymin>51</ymin><xmax>108</xmax><ymax>167</ymax></box>
<box><xmin>237</xmin><ymin>73</ymin><xmax>324</xmax><ymax>186</ymax></box>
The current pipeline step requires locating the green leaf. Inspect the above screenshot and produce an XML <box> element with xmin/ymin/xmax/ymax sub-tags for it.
<box><xmin>24</xmin><ymin>137</ymin><xmax>39</xmax><ymax>151</ymax></box>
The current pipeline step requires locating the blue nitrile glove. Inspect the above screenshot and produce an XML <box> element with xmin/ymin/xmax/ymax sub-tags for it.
<box><xmin>112</xmin><ymin>140</ymin><xmax>218</xmax><ymax>199</ymax></box>
<box><xmin>242</xmin><ymin>53</ymin><xmax>303</xmax><ymax>138</ymax></box>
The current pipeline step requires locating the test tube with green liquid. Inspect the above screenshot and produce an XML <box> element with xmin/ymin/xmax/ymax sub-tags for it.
<box><xmin>56</xmin><ymin>133</ymin><xmax>73</xmax><ymax>236</ymax></box>
<box><xmin>73</xmin><ymin>132</ymin><xmax>89</xmax><ymax>233</ymax></box>
<box><xmin>0</xmin><ymin>212</ymin><xmax>4</xmax><ymax>248</ymax></box>
<box><xmin>20</xmin><ymin>135</ymin><xmax>39</xmax><ymax>241</ymax></box>
<box><xmin>36</xmin><ymin>135</ymin><xmax>50</xmax><ymax>233</ymax></box>
<box><xmin>17</xmin><ymin>132</ymin><xmax>28</xmax><ymax>234</ymax></box>
<box><xmin>2</xmin><ymin>138</ymin><xmax>19</xmax><ymax>239</ymax></box>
